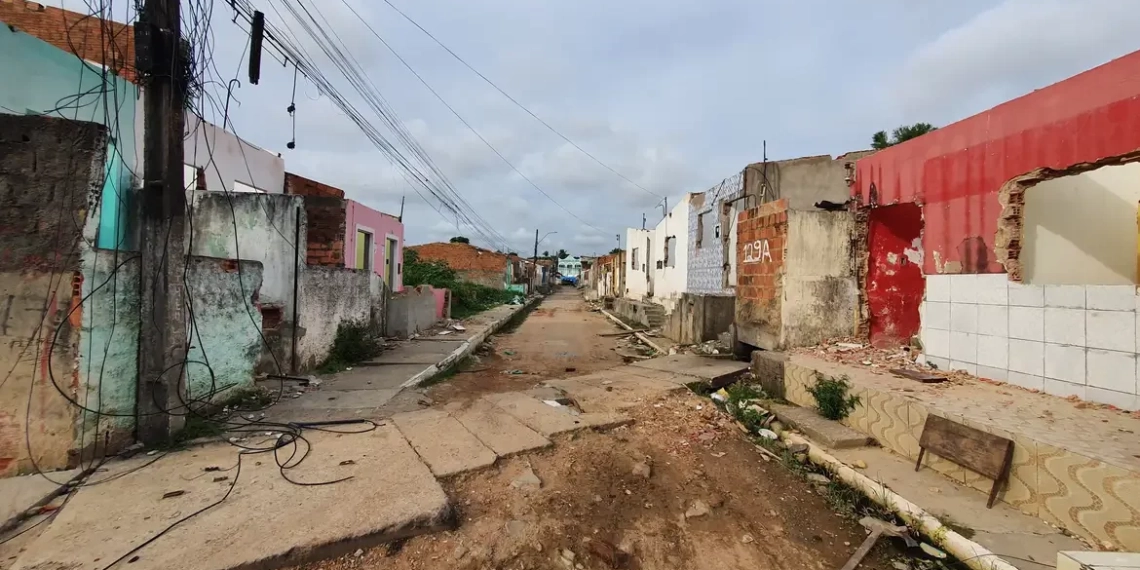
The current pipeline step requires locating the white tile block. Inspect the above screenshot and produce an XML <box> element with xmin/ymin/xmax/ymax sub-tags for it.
<box><xmin>1084</xmin><ymin>386</ymin><xmax>1139</xmax><ymax>410</ymax></box>
<box><xmin>949</xmin><ymin>331</ymin><xmax>977</xmax><ymax>363</ymax></box>
<box><xmin>977</xmin><ymin>365</ymin><xmax>1007</xmax><ymax>382</ymax></box>
<box><xmin>949</xmin><ymin>274</ymin><xmax>978</xmax><ymax>304</ymax></box>
<box><xmin>1044</xmin><ymin>285</ymin><xmax>1085</xmax><ymax>309</ymax></box>
<box><xmin>977</xmin><ymin>305</ymin><xmax>1008</xmax><ymax>337</ymax></box>
<box><xmin>1044</xmin><ymin>308</ymin><xmax>1085</xmax><ymax>346</ymax></box>
<box><xmin>922</xmin><ymin>301</ymin><xmax>950</xmax><ymax>331</ymax></box>
<box><xmin>1045</xmin><ymin>343</ymin><xmax>1086</xmax><ymax>384</ymax></box>
<box><xmin>1009</xmin><ymin>306</ymin><xmax>1044</xmax><ymax>342</ymax></box>
<box><xmin>974</xmin><ymin>274</ymin><xmax>1009</xmax><ymax>305</ymax></box>
<box><xmin>1008</xmin><ymin>282</ymin><xmax>1044</xmax><ymax>307</ymax></box>
<box><xmin>922</xmin><ymin>328</ymin><xmax>950</xmax><ymax>359</ymax></box>
<box><xmin>1009</xmin><ymin>339</ymin><xmax>1045</xmax><ymax>376</ymax></box>
<box><xmin>976</xmin><ymin>335</ymin><xmax>1009</xmax><ymax>369</ymax></box>
<box><xmin>949</xmin><ymin>361</ymin><xmax>978</xmax><ymax>375</ymax></box>
<box><xmin>950</xmin><ymin>303</ymin><xmax>978</xmax><ymax>334</ymax></box>
<box><xmin>1044</xmin><ymin>378</ymin><xmax>1086</xmax><ymax>400</ymax></box>
<box><xmin>1086</xmin><ymin>349</ymin><xmax>1136</xmax><ymax>394</ymax></box>
<box><xmin>1084</xmin><ymin>310</ymin><xmax>1135</xmax><ymax>352</ymax></box>
<box><xmin>1007</xmin><ymin>371</ymin><xmax>1044</xmax><ymax>391</ymax></box>
<box><xmin>926</xmin><ymin>356</ymin><xmax>949</xmax><ymax>371</ymax></box>
<box><xmin>1086</xmin><ymin>285</ymin><xmax>1136</xmax><ymax>312</ymax></box>
<box><xmin>925</xmin><ymin>275</ymin><xmax>950</xmax><ymax>302</ymax></box>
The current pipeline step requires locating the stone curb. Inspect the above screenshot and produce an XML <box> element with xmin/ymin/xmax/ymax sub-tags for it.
<box><xmin>400</xmin><ymin>295</ymin><xmax>543</xmax><ymax>389</ymax></box>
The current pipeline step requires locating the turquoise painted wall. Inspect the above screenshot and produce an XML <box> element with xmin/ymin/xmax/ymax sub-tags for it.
<box><xmin>0</xmin><ymin>26</ymin><xmax>138</xmax><ymax>250</ymax></box>
<box><xmin>185</xmin><ymin>257</ymin><xmax>265</xmax><ymax>400</ymax></box>
<box><xmin>77</xmin><ymin>252</ymin><xmax>141</xmax><ymax>448</ymax></box>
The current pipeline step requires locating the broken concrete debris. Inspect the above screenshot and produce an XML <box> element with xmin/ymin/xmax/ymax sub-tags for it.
<box><xmin>511</xmin><ymin>465</ymin><xmax>543</xmax><ymax>490</ymax></box>
<box><xmin>632</xmin><ymin>461</ymin><xmax>652</xmax><ymax>479</ymax></box>
<box><xmin>684</xmin><ymin>500</ymin><xmax>711</xmax><ymax>518</ymax></box>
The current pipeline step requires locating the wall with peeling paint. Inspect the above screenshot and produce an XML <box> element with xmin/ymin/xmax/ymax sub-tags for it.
<box><xmin>854</xmin><ymin>50</ymin><xmax>1140</xmax><ymax>276</ymax></box>
<box><xmin>1021</xmin><ymin>162</ymin><xmax>1140</xmax><ymax>286</ymax></box>
<box><xmin>0</xmin><ymin>115</ymin><xmax>108</xmax><ymax>476</ymax></box>
<box><xmin>867</xmin><ymin>204</ymin><xmax>925</xmax><ymax>346</ymax></box>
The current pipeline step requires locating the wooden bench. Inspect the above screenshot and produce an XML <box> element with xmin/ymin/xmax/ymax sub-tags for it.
<box><xmin>915</xmin><ymin>414</ymin><xmax>1014</xmax><ymax>508</ymax></box>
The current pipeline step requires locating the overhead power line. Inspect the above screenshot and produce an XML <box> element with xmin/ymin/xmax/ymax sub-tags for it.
<box><xmin>375</xmin><ymin>0</ymin><xmax>664</xmax><ymax>200</ymax></box>
<box><xmin>334</xmin><ymin>0</ymin><xmax>611</xmax><ymax>236</ymax></box>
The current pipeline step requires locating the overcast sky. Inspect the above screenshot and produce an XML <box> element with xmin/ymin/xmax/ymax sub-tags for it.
<box><xmin>82</xmin><ymin>0</ymin><xmax>1140</xmax><ymax>255</ymax></box>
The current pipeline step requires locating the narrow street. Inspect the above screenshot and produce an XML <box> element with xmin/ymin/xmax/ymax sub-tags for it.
<box><xmin>424</xmin><ymin>287</ymin><xmax>627</xmax><ymax>404</ymax></box>
<box><xmin>300</xmin><ymin>288</ymin><xmax>904</xmax><ymax>570</ymax></box>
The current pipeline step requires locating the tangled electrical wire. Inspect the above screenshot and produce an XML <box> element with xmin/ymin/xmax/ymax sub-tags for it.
<box><xmin>1</xmin><ymin>0</ymin><xmax>386</xmax><ymax>564</ymax></box>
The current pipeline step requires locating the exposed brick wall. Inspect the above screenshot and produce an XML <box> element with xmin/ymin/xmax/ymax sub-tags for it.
<box><xmin>409</xmin><ymin>243</ymin><xmax>509</xmax><ymax>274</ymax></box>
<box><xmin>284</xmin><ymin>173</ymin><xmax>346</xmax><ymax>267</ymax></box>
<box><xmin>734</xmin><ymin>199</ymin><xmax>788</xmax><ymax>349</ymax></box>
<box><xmin>0</xmin><ymin>0</ymin><xmax>137</xmax><ymax>83</ymax></box>
<box><xmin>284</xmin><ymin>172</ymin><xmax>345</xmax><ymax>198</ymax></box>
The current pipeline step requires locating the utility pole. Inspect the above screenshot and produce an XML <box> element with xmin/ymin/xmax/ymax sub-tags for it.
<box><xmin>531</xmin><ymin>229</ymin><xmax>539</xmax><ymax>295</ymax></box>
<box><xmin>137</xmin><ymin>0</ymin><xmax>187</xmax><ymax>443</ymax></box>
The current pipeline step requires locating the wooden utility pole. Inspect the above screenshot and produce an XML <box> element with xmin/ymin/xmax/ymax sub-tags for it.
<box><xmin>137</xmin><ymin>0</ymin><xmax>187</xmax><ymax>443</ymax></box>
<box><xmin>531</xmin><ymin>229</ymin><xmax>539</xmax><ymax>295</ymax></box>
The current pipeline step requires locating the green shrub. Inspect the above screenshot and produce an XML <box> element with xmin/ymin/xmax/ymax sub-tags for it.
<box><xmin>807</xmin><ymin>373</ymin><xmax>860</xmax><ymax>420</ymax></box>
<box><xmin>404</xmin><ymin>249</ymin><xmax>518</xmax><ymax>319</ymax></box>
<box><xmin>319</xmin><ymin>321</ymin><xmax>381</xmax><ymax>373</ymax></box>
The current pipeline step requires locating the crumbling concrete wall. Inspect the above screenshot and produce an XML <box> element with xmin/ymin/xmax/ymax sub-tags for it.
<box><xmin>296</xmin><ymin>266</ymin><xmax>375</xmax><ymax>370</ymax></box>
<box><xmin>387</xmin><ymin>285</ymin><xmax>440</xmax><ymax>338</ymax></box>
<box><xmin>743</xmin><ymin>153</ymin><xmax>868</xmax><ymax>210</ymax></box>
<box><xmin>184</xmin><ymin>257</ymin><xmax>265</xmax><ymax>398</ymax></box>
<box><xmin>0</xmin><ymin>115</ymin><xmax>107</xmax><ymax>475</ymax></box>
<box><xmin>735</xmin><ymin>201</ymin><xmax>858</xmax><ymax>350</ymax></box>
<box><xmin>664</xmin><ymin>293</ymin><xmax>736</xmax><ymax>345</ymax></box>
<box><xmin>189</xmin><ymin>192</ymin><xmax>305</xmax><ymax>322</ymax></box>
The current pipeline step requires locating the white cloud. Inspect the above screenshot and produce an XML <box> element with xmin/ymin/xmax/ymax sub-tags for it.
<box><xmin>893</xmin><ymin>0</ymin><xmax>1140</xmax><ymax>122</ymax></box>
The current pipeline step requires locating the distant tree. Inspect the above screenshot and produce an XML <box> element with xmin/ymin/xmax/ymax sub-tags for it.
<box><xmin>542</xmin><ymin>250</ymin><xmax>550</xmax><ymax>257</ymax></box>
<box><xmin>557</xmin><ymin>249</ymin><xmax>570</xmax><ymax>259</ymax></box>
<box><xmin>871</xmin><ymin>123</ymin><xmax>937</xmax><ymax>150</ymax></box>
<box><xmin>609</xmin><ymin>247</ymin><xmax>624</xmax><ymax>255</ymax></box>
<box><xmin>449</xmin><ymin>236</ymin><xmax>470</xmax><ymax>244</ymax></box>
<box><xmin>507</xmin><ymin>252</ymin><xmax>517</xmax><ymax>256</ymax></box>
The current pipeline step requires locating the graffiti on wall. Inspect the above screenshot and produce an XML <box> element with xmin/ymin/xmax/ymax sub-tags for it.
<box><xmin>743</xmin><ymin>240</ymin><xmax>773</xmax><ymax>264</ymax></box>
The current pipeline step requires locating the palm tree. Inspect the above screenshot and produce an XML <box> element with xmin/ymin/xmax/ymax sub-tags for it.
<box><xmin>871</xmin><ymin>123</ymin><xmax>937</xmax><ymax>149</ymax></box>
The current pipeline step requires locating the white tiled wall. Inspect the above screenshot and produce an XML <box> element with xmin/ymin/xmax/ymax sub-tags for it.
<box><xmin>921</xmin><ymin>275</ymin><xmax>1140</xmax><ymax>410</ymax></box>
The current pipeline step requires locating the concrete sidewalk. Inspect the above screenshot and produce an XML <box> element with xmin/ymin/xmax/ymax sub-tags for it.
<box><xmin>3</xmin><ymin>359</ymin><xmax>704</xmax><ymax>570</ymax></box>
<box><xmin>262</xmin><ymin>298</ymin><xmax>539</xmax><ymax>422</ymax></box>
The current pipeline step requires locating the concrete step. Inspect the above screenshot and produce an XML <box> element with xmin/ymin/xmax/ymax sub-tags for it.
<box><xmin>482</xmin><ymin>392</ymin><xmax>632</xmax><ymax>437</ymax></box>
<box><xmin>767</xmin><ymin>402</ymin><xmax>873</xmax><ymax>449</ymax></box>
<box><xmin>629</xmin><ymin>354</ymin><xmax>749</xmax><ymax>388</ymax></box>
<box><xmin>448</xmin><ymin>399</ymin><xmax>553</xmax><ymax>458</ymax></box>
<box><xmin>393</xmin><ymin>409</ymin><xmax>499</xmax><ymax>477</ymax></box>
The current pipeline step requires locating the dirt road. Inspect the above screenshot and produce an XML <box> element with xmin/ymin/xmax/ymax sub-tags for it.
<box><xmin>425</xmin><ymin>287</ymin><xmax>628</xmax><ymax>404</ymax></box>
<box><xmin>302</xmin><ymin>289</ymin><xmax>908</xmax><ymax>570</ymax></box>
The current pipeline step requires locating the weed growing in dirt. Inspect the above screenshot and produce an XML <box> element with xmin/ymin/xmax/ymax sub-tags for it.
<box><xmin>318</xmin><ymin>321</ymin><xmax>382</xmax><ymax>373</ymax></box>
<box><xmin>934</xmin><ymin>514</ymin><xmax>975</xmax><ymax>539</ymax></box>
<box><xmin>808</xmin><ymin>373</ymin><xmax>860</xmax><ymax>420</ymax></box>
<box><xmin>419</xmin><ymin>355</ymin><xmax>477</xmax><ymax>388</ymax></box>
<box><xmin>684</xmin><ymin>381</ymin><xmax>716</xmax><ymax>396</ymax></box>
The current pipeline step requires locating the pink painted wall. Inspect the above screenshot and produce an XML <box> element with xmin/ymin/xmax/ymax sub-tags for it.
<box><xmin>432</xmin><ymin>288</ymin><xmax>449</xmax><ymax>320</ymax></box>
<box><xmin>345</xmin><ymin>200</ymin><xmax>404</xmax><ymax>292</ymax></box>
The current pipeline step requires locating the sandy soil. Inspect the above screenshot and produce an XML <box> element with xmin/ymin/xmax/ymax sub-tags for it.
<box><xmin>426</xmin><ymin>288</ymin><xmax>628</xmax><ymax>404</ymax></box>
<box><xmin>302</xmin><ymin>394</ymin><xmax>902</xmax><ymax>570</ymax></box>
<box><xmin>296</xmin><ymin>290</ymin><xmax>911</xmax><ymax>570</ymax></box>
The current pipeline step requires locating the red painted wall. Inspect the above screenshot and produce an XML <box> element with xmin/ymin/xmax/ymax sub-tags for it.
<box><xmin>867</xmin><ymin>204</ymin><xmax>925</xmax><ymax>347</ymax></box>
<box><xmin>854</xmin><ymin>50</ymin><xmax>1140</xmax><ymax>275</ymax></box>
